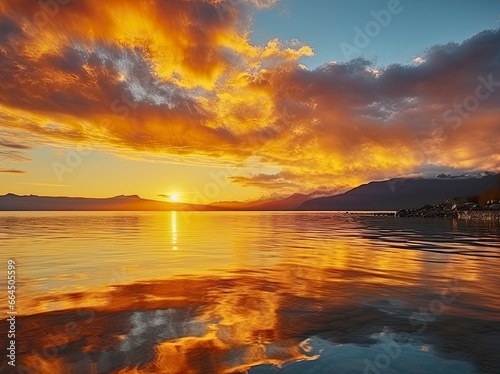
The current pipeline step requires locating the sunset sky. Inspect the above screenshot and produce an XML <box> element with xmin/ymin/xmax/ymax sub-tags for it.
<box><xmin>0</xmin><ymin>0</ymin><xmax>499</xmax><ymax>203</ymax></box>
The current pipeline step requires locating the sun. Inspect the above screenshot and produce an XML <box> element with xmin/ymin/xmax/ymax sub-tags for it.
<box><xmin>170</xmin><ymin>193</ymin><xmax>180</xmax><ymax>202</ymax></box>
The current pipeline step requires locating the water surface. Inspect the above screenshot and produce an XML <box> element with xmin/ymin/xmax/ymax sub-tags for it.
<box><xmin>1</xmin><ymin>212</ymin><xmax>499</xmax><ymax>373</ymax></box>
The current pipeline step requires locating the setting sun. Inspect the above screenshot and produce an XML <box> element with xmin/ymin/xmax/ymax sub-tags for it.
<box><xmin>1</xmin><ymin>1</ymin><xmax>499</xmax><ymax>373</ymax></box>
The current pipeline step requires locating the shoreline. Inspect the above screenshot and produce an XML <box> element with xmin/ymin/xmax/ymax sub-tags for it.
<box><xmin>397</xmin><ymin>201</ymin><xmax>500</xmax><ymax>220</ymax></box>
<box><xmin>457</xmin><ymin>210</ymin><xmax>500</xmax><ymax>221</ymax></box>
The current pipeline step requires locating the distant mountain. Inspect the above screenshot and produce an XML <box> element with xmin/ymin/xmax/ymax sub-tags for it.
<box><xmin>250</xmin><ymin>193</ymin><xmax>311</xmax><ymax>210</ymax></box>
<box><xmin>210</xmin><ymin>190</ymin><xmax>340</xmax><ymax>211</ymax></box>
<box><xmin>0</xmin><ymin>193</ymin><xmax>221</xmax><ymax>211</ymax></box>
<box><xmin>207</xmin><ymin>193</ymin><xmax>310</xmax><ymax>210</ymax></box>
<box><xmin>0</xmin><ymin>190</ymin><xmax>333</xmax><ymax>212</ymax></box>
<box><xmin>208</xmin><ymin>197</ymin><xmax>277</xmax><ymax>210</ymax></box>
<box><xmin>298</xmin><ymin>173</ymin><xmax>499</xmax><ymax>211</ymax></box>
<box><xmin>435</xmin><ymin>171</ymin><xmax>496</xmax><ymax>179</ymax></box>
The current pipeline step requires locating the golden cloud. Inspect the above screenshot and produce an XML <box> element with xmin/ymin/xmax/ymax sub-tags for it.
<box><xmin>0</xmin><ymin>1</ymin><xmax>499</xmax><ymax>193</ymax></box>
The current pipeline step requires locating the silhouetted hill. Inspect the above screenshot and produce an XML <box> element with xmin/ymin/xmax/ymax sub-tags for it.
<box><xmin>250</xmin><ymin>193</ymin><xmax>310</xmax><ymax>210</ymax></box>
<box><xmin>210</xmin><ymin>192</ymin><xmax>337</xmax><ymax>210</ymax></box>
<box><xmin>298</xmin><ymin>174</ymin><xmax>499</xmax><ymax>211</ymax></box>
<box><xmin>0</xmin><ymin>194</ymin><xmax>221</xmax><ymax>211</ymax></box>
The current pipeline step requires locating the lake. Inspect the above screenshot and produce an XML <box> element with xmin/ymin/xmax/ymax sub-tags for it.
<box><xmin>1</xmin><ymin>211</ymin><xmax>499</xmax><ymax>373</ymax></box>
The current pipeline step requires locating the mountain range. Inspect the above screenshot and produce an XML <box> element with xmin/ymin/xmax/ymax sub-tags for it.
<box><xmin>0</xmin><ymin>193</ymin><xmax>219</xmax><ymax>211</ymax></box>
<box><xmin>1</xmin><ymin>173</ymin><xmax>498</xmax><ymax>211</ymax></box>
<box><xmin>299</xmin><ymin>173</ymin><xmax>499</xmax><ymax>211</ymax></box>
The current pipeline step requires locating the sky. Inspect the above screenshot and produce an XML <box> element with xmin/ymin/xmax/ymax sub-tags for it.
<box><xmin>0</xmin><ymin>0</ymin><xmax>499</xmax><ymax>203</ymax></box>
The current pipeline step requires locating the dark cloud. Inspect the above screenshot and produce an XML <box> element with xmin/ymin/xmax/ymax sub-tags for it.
<box><xmin>0</xmin><ymin>137</ymin><xmax>32</xmax><ymax>162</ymax></box>
<box><xmin>0</xmin><ymin>139</ymin><xmax>31</xmax><ymax>149</ymax></box>
<box><xmin>0</xmin><ymin>16</ymin><xmax>20</xmax><ymax>44</ymax></box>
<box><xmin>0</xmin><ymin>168</ymin><xmax>25</xmax><ymax>173</ymax></box>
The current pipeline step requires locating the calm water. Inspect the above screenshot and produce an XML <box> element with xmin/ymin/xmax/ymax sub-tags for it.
<box><xmin>1</xmin><ymin>212</ymin><xmax>499</xmax><ymax>374</ymax></box>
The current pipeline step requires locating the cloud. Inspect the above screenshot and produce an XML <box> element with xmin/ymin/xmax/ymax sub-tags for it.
<box><xmin>0</xmin><ymin>0</ymin><xmax>498</xmax><ymax>193</ymax></box>
<box><xmin>250</xmin><ymin>29</ymin><xmax>500</xmax><ymax>187</ymax></box>
<box><xmin>0</xmin><ymin>168</ymin><xmax>25</xmax><ymax>173</ymax></box>
<box><xmin>0</xmin><ymin>139</ymin><xmax>31</xmax><ymax>149</ymax></box>
<box><xmin>230</xmin><ymin>171</ymin><xmax>302</xmax><ymax>190</ymax></box>
<box><xmin>411</xmin><ymin>56</ymin><xmax>425</xmax><ymax>65</ymax></box>
<box><xmin>0</xmin><ymin>136</ymin><xmax>32</xmax><ymax>162</ymax></box>
<box><xmin>0</xmin><ymin>0</ymin><xmax>312</xmax><ymax>157</ymax></box>
<box><xmin>246</xmin><ymin>0</ymin><xmax>279</xmax><ymax>9</ymax></box>
<box><xmin>0</xmin><ymin>150</ymin><xmax>32</xmax><ymax>162</ymax></box>
<box><xmin>20</xmin><ymin>182</ymin><xmax>70</xmax><ymax>187</ymax></box>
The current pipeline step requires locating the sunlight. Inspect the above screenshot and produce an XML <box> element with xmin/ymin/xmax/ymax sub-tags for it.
<box><xmin>171</xmin><ymin>211</ymin><xmax>177</xmax><ymax>250</ymax></box>
<box><xmin>170</xmin><ymin>193</ymin><xmax>180</xmax><ymax>202</ymax></box>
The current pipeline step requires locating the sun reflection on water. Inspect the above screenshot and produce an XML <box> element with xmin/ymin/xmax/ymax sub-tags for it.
<box><xmin>172</xmin><ymin>211</ymin><xmax>177</xmax><ymax>251</ymax></box>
